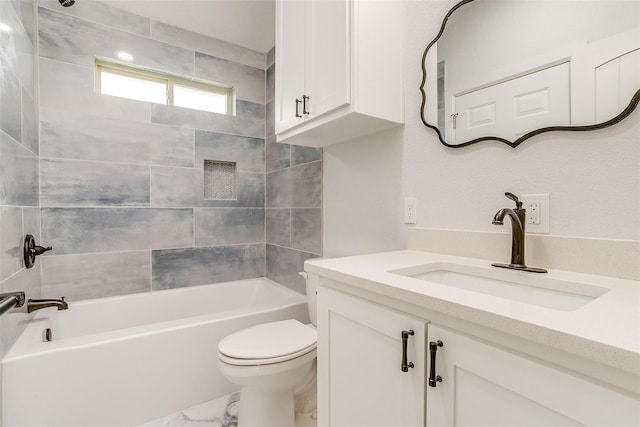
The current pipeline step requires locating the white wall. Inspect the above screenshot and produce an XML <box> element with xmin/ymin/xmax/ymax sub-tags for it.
<box><xmin>323</xmin><ymin>0</ymin><xmax>640</xmax><ymax>257</ymax></box>
<box><xmin>323</xmin><ymin>127</ymin><xmax>406</xmax><ymax>257</ymax></box>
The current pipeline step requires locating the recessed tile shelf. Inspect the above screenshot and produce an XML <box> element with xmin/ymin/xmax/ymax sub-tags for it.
<box><xmin>204</xmin><ymin>160</ymin><xmax>236</xmax><ymax>200</ymax></box>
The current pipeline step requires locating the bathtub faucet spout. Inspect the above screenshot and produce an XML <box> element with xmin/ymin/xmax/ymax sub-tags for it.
<box><xmin>27</xmin><ymin>297</ymin><xmax>68</xmax><ymax>313</ymax></box>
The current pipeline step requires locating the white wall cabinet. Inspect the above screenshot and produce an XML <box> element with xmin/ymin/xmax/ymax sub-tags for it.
<box><xmin>317</xmin><ymin>284</ymin><xmax>640</xmax><ymax>427</ymax></box>
<box><xmin>427</xmin><ymin>325</ymin><xmax>640</xmax><ymax>427</ymax></box>
<box><xmin>317</xmin><ymin>287</ymin><xmax>426</xmax><ymax>427</ymax></box>
<box><xmin>275</xmin><ymin>0</ymin><xmax>404</xmax><ymax>147</ymax></box>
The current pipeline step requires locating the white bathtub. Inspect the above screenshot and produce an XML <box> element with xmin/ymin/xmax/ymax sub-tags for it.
<box><xmin>2</xmin><ymin>278</ymin><xmax>309</xmax><ymax>426</ymax></box>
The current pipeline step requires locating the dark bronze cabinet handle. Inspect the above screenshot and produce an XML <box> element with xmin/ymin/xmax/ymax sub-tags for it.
<box><xmin>401</xmin><ymin>329</ymin><xmax>415</xmax><ymax>372</ymax></box>
<box><xmin>302</xmin><ymin>95</ymin><xmax>310</xmax><ymax>115</ymax></box>
<box><xmin>295</xmin><ymin>99</ymin><xmax>302</xmax><ymax>118</ymax></box>
<box><xmin>428</xmin><ymin>340</ymin><xmax>444</xmax><ymax>387</ymax></box>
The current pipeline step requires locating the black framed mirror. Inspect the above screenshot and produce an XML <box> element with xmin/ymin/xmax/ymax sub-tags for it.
<box><xmin>420</xmin><ymin>0</ymin><xmax>640</xmax><ymax>148</ymax></box>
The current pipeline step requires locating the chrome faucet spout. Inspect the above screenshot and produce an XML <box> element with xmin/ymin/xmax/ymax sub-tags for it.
<box><xmin>27</xmin><ymin>297</ymin><xmax>68</xmax><ymax>313</ymax></box>
<box><xmin>491</xmin><ymin>193</ymin><xmax>547</xmax><ymax>273</ymax></box>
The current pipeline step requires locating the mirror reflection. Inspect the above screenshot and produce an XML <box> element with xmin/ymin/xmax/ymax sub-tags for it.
<box><xmin>421</xmin><ymin>0</ymin><xmax>640</xmax><ymax>148</ymax></box>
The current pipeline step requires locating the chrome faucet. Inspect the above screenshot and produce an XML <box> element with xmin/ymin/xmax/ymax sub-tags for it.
<box><xmin>491</xmin><ymin>193</ymin><xmax>547</xmax><ymax>273</ymax></box>
<box><xmin>27</xmin><ymin>297</ymin><xmax>68</xmax><ymax>313</ymax></box>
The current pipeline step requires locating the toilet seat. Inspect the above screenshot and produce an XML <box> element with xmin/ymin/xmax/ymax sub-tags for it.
<box><xmin>218</xmin><ymin>319</ymin><xmax>317</xmax><ymax>366</ymax></box>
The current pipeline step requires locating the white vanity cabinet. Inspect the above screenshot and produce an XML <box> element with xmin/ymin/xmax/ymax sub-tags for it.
<box><xmin>275</xmin><ymin>0</ymin><xmax>404</xmax><ymax>147</ymax></box>
<box><xmin>317</xmin><ymin>287</ymin><xmax>427</xmax><ymax>427</ymax></box>
<box><xmin>427</xmin><ymin>325</ymin><xmax>640</xmax><ymax>427</ymax></box>
<box><xmin>317</xmin><ymin>284</ymin><xmax>640</xmax><ymax>427</ymax></box>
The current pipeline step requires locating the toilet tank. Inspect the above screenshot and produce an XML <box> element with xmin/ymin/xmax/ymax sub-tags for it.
<box><xmin>305</xmin><ymin>273</ymin><xmax>319</xmax><ymax>326</ymax></box>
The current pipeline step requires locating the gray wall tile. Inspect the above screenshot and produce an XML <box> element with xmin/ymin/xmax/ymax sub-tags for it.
<box><xmin>39</xmin><ymin>58</ymin><xmax>151</xmax><ymax>122</ymax></box>
<box><xmin>291</xmin><ymin>145</ymin><xmax>322</xmax><ymax>166</ymax></box>
<box><xmin>15</xmin><ymin>0</ymin><xmax>38</xmax><ymax>46</ymax></box>
<box><xmin>151</xmin><ymin>166</ymin><xmax>264</xmax><ymax>208</ymax></box>
<box><xmin>32</xmin><ymin>5</ymin><xmax>320</xmax><ymax>305</ymax></box>
<box><xmin>0</xmin><ymin>131</ymin><xmax>39</xmax><ymax>206</ymax></box>
<box><xmin>151</xmin><ymin>21</ymin><xmax>266</xmax><ymax>70</ymax></box>
<box><xmin>1</xmin><ymin>0</ymin><xmax>37</xmax><ymax>97</ymax></box>
<box><xmin>195</xmin><ymin>208</ymin><xmax>265</xmax><ymax>246</ymax></box>
<box><xmin>266</xmin><ymin>135</ymin><xmax>290</xmax><ymax>172</ymax></box>
<box><xmin>41</xmin><ymin>251</ymin><xmax>151</xmax><ymax>301</ymax></box>
<box><xmin>266</xmin><ymin>244</ymin><xmax>317</xmax><ymax>295</ymax></box>
<box><xmin>38</xmin><ymin>7</ymin><xmax>193</xmax><ymax>75</ymax></box>
<box><xmin>195</xmin><ymin>131</ymin><xmax>264</xmax><ymax>173</ymax></box>
<box><xmin>266</xmin><ymin>64</ymin><xmax>275</xmax><ymax>103</ymax></box>
<box><xmin>38</xmin><ymin>0</ymin><xmax>151</xmax><ymax>37</ymax></box>
<box><xmin>23</xmin><ymin>207</ymin><xmax>40</xmax><ymax>243</ymax></box>
<box><xmin>41</xmin><ymin>208</ymin><xmax>194</xmax><ymax>255</ymax></box>
<box><xmin>266</xmin><ymin>161</ymin><xmax>321</xmax><ymax>208</ymax></box>
<box><xmin>266</xmin><ymin>208</ymin><xmax>290</xmax><ymax>247</ymax></box>
<box><xmin>151</xmin><ymin>100</ymin><xmax>265</xmax><ymax>139</ymax></box>
<box><xmin>266</xmin><ymin>167</ymin><xmax>293</xmax><ymax>208</ymax></box>
<box><xmin>291</xmin><ymin>161</ymin><xmax>322</xmax><ymax>207</ymax></box>
<box><xmin>195</xmin><ymin>52</ymin><xmax>265</xmax><ymax>104</ymax></box>
<box><xmin>40</xmin><ymin>159</ymin><xmax>150</xmax><ymax>207</ymax></box>
<box><xmin>40</xmin><ymin>108</ymin><xmax>193</xmax><ymax>167</ymax></box>
<box><xmin>0</xmin><ymin>207</ymin><xmax>25</xmax><ymax>281</ymax></box>
<box><xmin>20</xmin><ymin>87</ymin><xmax>38</xmax><ymax>154</ymax></box>
<box><xmin>266</xmin><ymin>100</ymin><xmax>274</xmax><ymax>138</ymax></box>
<box><xmin>152</xmin><ymin>244</ymin><xmax>265</xmax><ymax>290</ymax></box>
<box><xmin>0</xmin><ymin>68</ymin><xmax>22</xmax><ymax>143</ymax></box>
<box><xmin>291</xmin><ymin>208</ymin><xmax>322</xmax><ymax>255</ymax></box>
<box><xmin>15</xmin><ymin>42</ymin><xmax>37</xmax><ymax>102</ymax></box>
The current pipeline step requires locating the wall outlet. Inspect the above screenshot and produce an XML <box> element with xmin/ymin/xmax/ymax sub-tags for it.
<box><xmin>404</xmin><ymin>197</ymin><xmax>417</xmax><ymax>224</ymax></box>
<box><xmin>521</xmin><ymin>194</ymin><xmax>549</xmax><ymax>234</ymax></box>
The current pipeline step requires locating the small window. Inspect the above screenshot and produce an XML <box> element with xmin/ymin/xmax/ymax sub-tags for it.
<box><xmin>96</xmin><ymin>62</ymin><xmax>234</xmax><ymax>115</ymax></box>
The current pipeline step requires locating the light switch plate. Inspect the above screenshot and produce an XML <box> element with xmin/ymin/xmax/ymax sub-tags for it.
<box><xmin>521</xmin><ymin>194</ymin><xmax>549</xmax><ymax>234</ymax></box>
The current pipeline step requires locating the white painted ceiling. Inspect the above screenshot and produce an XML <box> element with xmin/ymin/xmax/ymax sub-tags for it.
<box><xmin>105</xmin><ymin>0</ymin><xmax>275</xmax><ymax>53</ymax></box>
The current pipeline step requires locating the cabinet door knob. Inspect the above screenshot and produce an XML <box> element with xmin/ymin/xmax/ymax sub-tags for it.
<box><xmin>401</xmin><ymin>329</ymin><xmax>415</xmax><ymax>372</ymax></box>
<box><xmin>428</xmin><ymin>340</ymin><xmax>444</xmax><ymax>387</ymax></box>
<box><xmin>303</xmin><ymin>95</ymin><xmax>310</xmax><ymax>115</ymax></box>
<box><xmin>295</xmin><ymin>98</ymin><xmax>302</xmax><ymax>118</ymax></box>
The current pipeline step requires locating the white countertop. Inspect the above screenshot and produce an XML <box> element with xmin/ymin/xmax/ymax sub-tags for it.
<box><xmin>305</xmin><ymin>250</ymin><xmax>640</xmax><ymax>376</ymax></box>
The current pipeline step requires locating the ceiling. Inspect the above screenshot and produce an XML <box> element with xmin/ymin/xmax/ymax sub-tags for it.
<box><xmin>105</xmin><ymin>0</ymin><xmax>275</xmax><ymax>53</ymax></box>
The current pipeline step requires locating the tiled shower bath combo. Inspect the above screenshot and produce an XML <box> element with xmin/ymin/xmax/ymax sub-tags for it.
<box><xmin>36</xmin><ymin>0</ymin><xmax>322</xmax><ymax>300</ymax></box>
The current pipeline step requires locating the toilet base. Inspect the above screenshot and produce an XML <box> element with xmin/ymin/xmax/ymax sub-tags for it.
<box><xmin>218</xmin><ymin>351</ymin><xmax>317</xmax><ymax>427</ymax></box>
<box><xmin>238</xmin><ymin>388</ymin><xmax>295</xmax><ymax>427</ymax></box>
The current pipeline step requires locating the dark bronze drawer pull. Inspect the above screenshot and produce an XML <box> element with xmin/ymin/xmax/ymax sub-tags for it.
<box><xmin>401</xmin><ymin>329</ymin><xmax>415</xmax><ymax>372</ymax></box>
<box><xmin>428</xmin><ymin>340</ymin><xmax>444</xmax><ymax>387</ymax></box>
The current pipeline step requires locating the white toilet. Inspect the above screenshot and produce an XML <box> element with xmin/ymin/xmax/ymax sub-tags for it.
<box><xmin>217</xmin><ymin>275</ymin><xmax>318</xmax><ymax>427</ymax></box>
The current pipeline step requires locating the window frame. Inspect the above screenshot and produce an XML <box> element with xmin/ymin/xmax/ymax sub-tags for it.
<box><xmin>95</xmin><ymin>60</ymin><xmax>235</xmax><ymax>115</ymax></box>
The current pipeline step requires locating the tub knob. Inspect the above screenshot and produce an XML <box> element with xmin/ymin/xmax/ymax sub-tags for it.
<box><xmin>24</xmin><ymin>235</ymin><xmax>53</xmax><ymax>269</ymax></box>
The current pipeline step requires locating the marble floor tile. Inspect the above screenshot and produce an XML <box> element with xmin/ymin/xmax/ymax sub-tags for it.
<box><xmin>137</xmin><ymin>390</ymin><xmax>317</xmax><ymax>427</ymax></box>
<box><xmin>138</xmin><ymin>392</ymin><xmax>239</xmax><ymax>427</ymax></box>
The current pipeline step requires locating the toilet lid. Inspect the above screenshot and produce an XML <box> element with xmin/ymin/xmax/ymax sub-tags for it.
<box><xmin>218</xmin><ymin>319</ymin><xmax>317</xmax><ymax>360</ymax></box>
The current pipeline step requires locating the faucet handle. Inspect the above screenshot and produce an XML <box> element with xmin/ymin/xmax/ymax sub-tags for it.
<box><xmin>504</xmin><ymin>192</ymin><xmax>523</xmax><ymax>209</ymax></box>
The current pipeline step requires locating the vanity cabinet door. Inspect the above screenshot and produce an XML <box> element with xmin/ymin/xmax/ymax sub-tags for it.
<box><xmin>426</xmin><ymin>325</ymin><xmax>640</xmax><ymax>427</ymax></box>
<box><xmin>318</xmin><ymin>287</ymin><xmax>426</xmax><ymax>427</ymax></box>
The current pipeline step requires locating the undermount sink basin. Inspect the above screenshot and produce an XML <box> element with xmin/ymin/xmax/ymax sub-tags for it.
<box><xmin>389</xmin><ymin>263</ymin><xmax>609</xmax><ymax>311</ymax></box>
